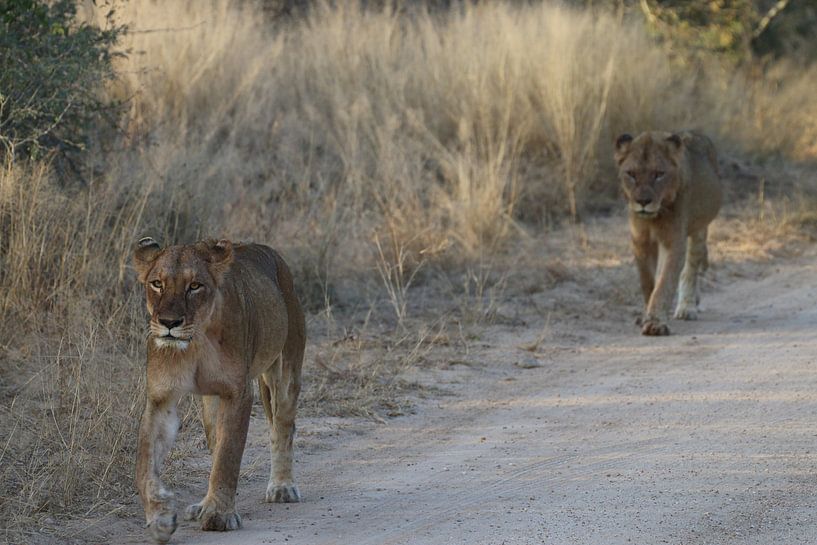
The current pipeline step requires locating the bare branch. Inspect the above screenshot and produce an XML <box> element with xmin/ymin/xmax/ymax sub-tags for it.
<box><xmin>639</xmin><ymin>0</ymin><xmax>658</xmax><ymax>26</ymax></box>
<box><xmin>127</xmin><ymin>21</ymin><xmax>206</xmax><ymax>35</ymax></box>
<box><xmin>752</xmin><ymin>0</ymin><xmax>790</xmax><ymax>40</ymax></box>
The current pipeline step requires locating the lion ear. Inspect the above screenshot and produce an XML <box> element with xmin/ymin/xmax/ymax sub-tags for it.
<box><xmin>206</xmin><ymin>239</ymin><xmax>234</xmax><ymax>284</ymax></box>
<box><xmin>666</xmin><ymin>133</ymin><xmax>683</xmax><ymax>150</ymax></box>
<box><xmin>133</xmin><ymin>237</ymin><xmax>162</xmax><ymax>283</ymax></box>
<box><xmin>664</xmin><ymin>133</ymin><xmax>685</xmax><ymax>163</ymax></box>
<box><xmin>614</xmin><ymin>133</ymin><xmax>633</xmax><ymax>164</ymax></box>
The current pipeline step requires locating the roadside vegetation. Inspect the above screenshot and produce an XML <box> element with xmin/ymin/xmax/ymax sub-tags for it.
<box><xmin>1</xmin><ymin>0</ymin><xmax>815</xmax><ymax>542</ymax></box>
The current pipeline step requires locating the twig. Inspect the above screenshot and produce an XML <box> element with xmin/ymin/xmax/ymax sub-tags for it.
<box><xmin>314</xmin><ymin>353</ymin><xmax>342</xmax><ymax>376</ymax></box>
<box><xmin>752</xmin><ymin>0</ymin><xmax>790</xmax><ymax>40</ymax></box>
<box><xmin>639</xmin><ymin>0</ymin><xmax>658</xmax><ymax>26</ymax></box>
<box><xmin>0</xmin><ymin>421</ymin><xmax>17</xmax><ymax>467</ymax></box>
<box><xmin>128</xmin><ymin>21</ymin><xmax>207</xmax><ymax>34</ymax></box>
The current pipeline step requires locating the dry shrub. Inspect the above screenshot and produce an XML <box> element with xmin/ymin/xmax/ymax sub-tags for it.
<box><xmin>100</xmin><ymin>2</ymin><xmax>646</xmax><ymax>260</ymax></box>
<box><xmin>0</xmin><ymin>162</ymin><xmax>139</xmax><ymax>539</ymax></box>
<box><xmin>706</xmin><ymin>62</ymin><xmax>817</xmax><ymax>161</ymax></box>
<box><xmin>98</xmin><ymin>0</ymin><xmax>817</xmax><ymax>261</ymax></box>
<box><xmin>0</xmin><ymin>326</ymin><xmax>142</xmax><ymax>539</ymax></box>
<box><xmin>0</xmin><ymin>157</ymin><xmax>205</xmax><ymax>539</ymax></box>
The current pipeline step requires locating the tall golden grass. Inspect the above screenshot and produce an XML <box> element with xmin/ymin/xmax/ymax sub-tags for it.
<box><xmin>105</xmin><ymin>0</ymin><xmax>817</xmax><ymax>242</ymax></box>
<box><xmin>2</xmin><ymin>0</ymin><xmax>816</xmax><ymax>540</ymax></box>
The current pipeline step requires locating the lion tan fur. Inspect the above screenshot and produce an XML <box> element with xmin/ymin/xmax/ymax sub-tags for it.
<box><xmin>614</xmin><ymin>131</ymin><xmax>722</xmax><ymax>336</ymax></box>
<box><xmin>133</xmin><ymin>239</ymin><xmax>305</xmax><ymax>543</ymax></box>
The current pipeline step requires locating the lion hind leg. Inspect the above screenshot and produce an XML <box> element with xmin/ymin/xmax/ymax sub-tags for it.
<box><xmin>261</xmin><ymin>356</ymin><xmax>301</xmax><ymax>503</ymax></box>
<box><xmin>674</xmin><ymin>229</ymin><xmax>707</xmax><ymax>320</ymax></box>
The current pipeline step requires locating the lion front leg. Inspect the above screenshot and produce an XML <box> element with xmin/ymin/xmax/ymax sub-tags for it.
<box><xmin>185</xmin><ymin>384</ymin><xmax>253</xmax><ymax>532</ymax></box>
<box><xmin>674</xmin><ymin>229</ymin><xmax>708</xmax><ymax>320</ymax></box>
<box><xmin>136</xmin><ymin>398</ymin><xmax>180</xmax><ymax>544</ymax></box>
<box><xmin>642</xmin><ymin>232</ymin><xmax>686</xmax><ymax>336</ymax></box>
<box><xmin>632</xmin><ymin>237</ymin><xmax>657</xmax><ymax>307</ymax></box>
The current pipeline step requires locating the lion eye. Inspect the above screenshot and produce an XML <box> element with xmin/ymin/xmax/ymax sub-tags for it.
<box><xmin>626</xmin><ymin>170</ymin><xmax>637</xmax><ymax>179</ymax></box>
<box><xmin>150</xmin><ymin>280</ymin><xmax>163</xmax><ymax>290</ymax></box>
<box><xmin>188</xmin><ymin>282</ymin><xmax>203</xmax><ymax>291</ymax></box>
<box><xmin>655</xmin><ymin>171</ymin><xmax>665</xmax><ymax>179</ymax></box>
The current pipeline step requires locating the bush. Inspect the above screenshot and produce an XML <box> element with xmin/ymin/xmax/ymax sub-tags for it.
<box><xmin>634</xmin><ymin>0</ymin><xmax>817</xmax><ymax>64</ymax></box>
<box><xmin>0</xmin><ymin>0</ymin><xmax>122</xmax><ymax>160</ymax></box>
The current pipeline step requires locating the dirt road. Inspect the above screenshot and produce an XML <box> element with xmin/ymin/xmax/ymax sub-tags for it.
<box><xmin>124</xmin><ymin>250</ymin><xmax>817</xmax><ymax>545</ymax></box>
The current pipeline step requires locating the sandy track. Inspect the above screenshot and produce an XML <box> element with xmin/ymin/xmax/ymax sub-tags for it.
<box><xmin>124</xmin><ymin>251</ymin><xmax>817</xmax><ymax>545</ymax></box>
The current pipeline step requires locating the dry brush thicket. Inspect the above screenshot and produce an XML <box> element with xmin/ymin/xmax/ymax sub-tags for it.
<box><xmin>1</xmin><ymin>0</ymin><xmax>816</xmax><ymax>540</ymax></box>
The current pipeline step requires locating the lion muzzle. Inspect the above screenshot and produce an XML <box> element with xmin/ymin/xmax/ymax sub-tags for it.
<box><xmin>150</xmin><ymin>320</ymin><xmax>192</xmax><ymax>350</ymax></box>
<box><xmin>630</xmin><ymin>202</ymin><xmax>660</xmax><ymax>217</ymax></box>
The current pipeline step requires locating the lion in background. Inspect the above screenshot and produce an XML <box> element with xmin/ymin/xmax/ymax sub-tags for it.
<box><xmin>133</xmin><ymin>238</ymin><xmax>305</xmax><ymax>543</ymax></box>
<box><xmin>614</xmin><ymin>130</ymin><xmax>722</xmax><ymax>336</ymax></box>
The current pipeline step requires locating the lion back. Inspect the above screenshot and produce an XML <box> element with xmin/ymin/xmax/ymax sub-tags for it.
<box><xmin>681</xmin><ymin>131</ymin><xmax>720</xmax><ymax>178</ymax></box>
<box><xmin>232</xmin><ymin>244</ymin><xmax>306</xmax><ymax>365</ymax></box>
<box><xmin>679</xmin><ymin>131</ymin><xmax>723</xmax><ymax>227</ymax></box>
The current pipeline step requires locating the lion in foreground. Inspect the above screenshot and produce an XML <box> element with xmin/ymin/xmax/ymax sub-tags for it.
<box><xmin>614</xmin><ymin>131</ymin><xmax>722</xmax><ymax>336</ymax></box>
<box><xmin>133</xmin><ymin>238</ymin><xmax>305</xmax><ymax>543</ymax></box>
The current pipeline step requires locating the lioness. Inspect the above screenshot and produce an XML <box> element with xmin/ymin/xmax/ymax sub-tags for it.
<box><xmin>133</xmin><ymin>238</ymin><xmax>305</xmax><ymax>543</ymax></box>
<box><xmin>614</xmin><ymin>131</ymin><xmax>722</xmax><ymax>336</ymax></box>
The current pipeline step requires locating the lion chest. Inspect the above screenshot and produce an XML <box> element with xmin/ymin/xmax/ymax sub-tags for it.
<box><xmin>188</xmin><ymin>337</ymin><xmax>248</xmax><ymax>397</ymax></box>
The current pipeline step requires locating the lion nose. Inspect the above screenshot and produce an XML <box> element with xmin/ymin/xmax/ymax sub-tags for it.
<box><xmin>159</xmin><ymin>317</ymin><xmax>184</xmax><ymax>329</ymax></box>
<box><xmin>635</xmin><ymin>197</ymin><xmax>652</xmax><ymax>207</ymax></box>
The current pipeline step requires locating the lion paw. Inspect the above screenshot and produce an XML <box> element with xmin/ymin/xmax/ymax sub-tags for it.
<box><xmin>266</xmin><ymin>482</ymin><xmax>301</xmax><ymax>503</ymax></box>
<box><xmin>147</xmin><ymin>511</ymin><xmax>177</xmax><ymax>544</ymax></box>
<box><xmin>641</xmin><ymin>319</ymin><xmax>670</xmax><ymax>336</ymax></box>
<box><xmin>185</xmin><ymin>497</ymin><xmax>241</xmax><ymax>532</ymax></box>
<box><xmin>183</xmin><ymin>501</ymin><xmax>205</xmax><ymax>522</ymax></box>
<box><xmin>674</xmin><ymin>307</ymin><xmax>698</xmax><ymax>321</ymax></box>
<box><xmin>202</xmin><ymin>510</ymin><xmax>242</xmax><ymax>531</ymax></box>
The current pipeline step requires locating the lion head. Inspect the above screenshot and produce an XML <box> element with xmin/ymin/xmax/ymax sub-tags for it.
<box><xmin>133</xmin><ymin>238</ymin><xmax>234</xmax><ymax>351</ymax></box>
<box><xmin>614</xmin><ymin>131</ymin><xmax>684</xmax><ymax>219</ymax></box>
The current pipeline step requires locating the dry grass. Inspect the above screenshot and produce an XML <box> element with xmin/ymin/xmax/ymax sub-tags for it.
<box><xmin>2</xmin><ymin>0</ymin><xmax>817</xmax><ymax>541</ymax></box>
<box><xmin>0</xmin><ymin>161</ymin><xmax>146</xmax><ymax>541</ymax></box>
<box><xmin>98</xmin><ymin>0</ymin><xmax>817</xmax><ymax>249</ymax></box>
